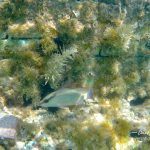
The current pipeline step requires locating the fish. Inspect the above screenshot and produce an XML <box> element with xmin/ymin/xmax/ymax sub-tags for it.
<box><xmin>39</xmin><ymin>88</ymin><xmax>93</xmax><ymax>108</ymax></box>
<box><xmin>130</xmin><ymin>129</ymin><xmax>150</xmax><ymax>140</ymax></box>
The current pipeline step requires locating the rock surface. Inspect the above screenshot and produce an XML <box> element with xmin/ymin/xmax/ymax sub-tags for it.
<box><xmin>0</xmin><ymin>114</ymin><xmax>19</xmax><ymax>140</ymax></box>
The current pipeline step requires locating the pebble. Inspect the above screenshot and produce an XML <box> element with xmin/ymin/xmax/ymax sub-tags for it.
<box><xmin>0</xmin><ymin>114</ymin><xmax>19</xmax><ymax>139</ymax></box>
<box><xmin>16</xmin><ymin>141</ymin><xmax>25</xmax><ymax>150</ymax></box>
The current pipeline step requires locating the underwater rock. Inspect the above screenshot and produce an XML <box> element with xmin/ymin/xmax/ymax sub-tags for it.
<box><xmin>21</xmin><ymin>131</ymin><xmax>56</xmax><ymax>150</ymax></box>
<box><xmin>0</xmin><ymin>114</ymin><xmax>19</xmax><ymax>140</ymax></box>
<box><xmin>0</xmin><ymin>33</ymin><xmax>8</xmax><ymax>40</ymax></box>
<box><xmin>91</xmin><ymin>113</ymin><xmax>105</xmax><ymax>124</ymax></box>
<box><xmin>16</xmin><ymin>141</ymin><xmax>25</xmax><ymax>150</ymax></box>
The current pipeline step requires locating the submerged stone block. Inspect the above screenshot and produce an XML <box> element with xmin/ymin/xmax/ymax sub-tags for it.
<box><xmin>0</xmin><ymin>114</ymin><xmax>19</xmax><ymax>140</ymax></box>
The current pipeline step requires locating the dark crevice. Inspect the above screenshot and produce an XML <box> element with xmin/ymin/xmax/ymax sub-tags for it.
<box><xmin>39</xmin><ymin>79</ymin><xmax>55</xmax><ymax>99</ymax></box>
<box><xmin>130</xmin><ymin>96</ymin><xmax>148</xmax><ymax>106</ymax></box>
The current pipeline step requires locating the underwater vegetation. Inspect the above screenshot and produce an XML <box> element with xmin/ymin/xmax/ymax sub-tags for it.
<box><xmin>0</xmin><ymin>0</ymin><xmax>93</xmax><ymax>106</ymax></box>
<box><xmin>0</xmin><ymin>0</ymin><xmax>149</xmax><ymax>108</ymax></box>
<box><xmin>0</xmin><ymin>1</ymin><xmax>82</xmax><ymax>106</ymax></box>
<box><xmin>43</xmin><ymin>109</ymin><xmax>132</xmax><ymax>150</ymax></box>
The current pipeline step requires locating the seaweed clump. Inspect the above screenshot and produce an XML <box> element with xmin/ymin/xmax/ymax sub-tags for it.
<box><xmin>113</xmin><ymin>118</ymin><xmax>131</xmax><ymax>143</ymax></box>
<box><xmin>0</xmin><ymin>1</ymin><xmax>79</xmax><ymax>106</ymax></box>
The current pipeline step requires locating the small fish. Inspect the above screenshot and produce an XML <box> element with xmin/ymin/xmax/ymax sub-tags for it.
<box><xmin>130</xmin><ymin>129</ymin><xmax>150</xmax><ymax>140</ymax></box>
<box><xmin>39</xmin><ymin>88</ymin><xmax>90</xmax><ymax>108</ymax></box>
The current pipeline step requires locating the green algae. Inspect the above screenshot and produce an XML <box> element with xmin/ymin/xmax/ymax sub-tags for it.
<box><xmin>113</xmin><ymin>118</ymin><xmax>131</xmax><ymax>141</ymax></box>
<box><xmin>0</xmin><ymin>1</ymin><xmax>150</xmax><ymax>150</ymax></box>
<box><xmin>0</xmin><ymin>0</ymin><xmax>148</xmax><ymax>107</ymax></box>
